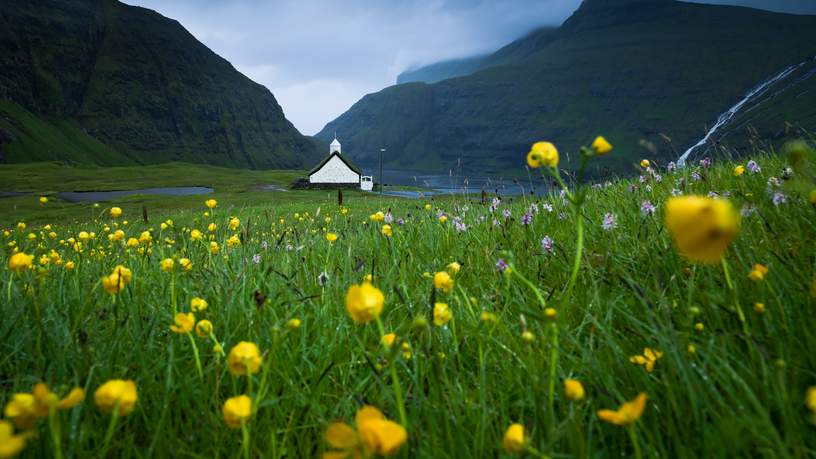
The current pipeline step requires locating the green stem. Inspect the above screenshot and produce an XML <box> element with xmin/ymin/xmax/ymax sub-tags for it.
<box><xmin>547</xmin><ymin>322</ymin><xmax>558</xmax><ymax>430</ymax></box>
<box><xmin>628</xmin><ymin>425</ymin><xmax>642</xmax><ymax>459</ymax></box>
<box><xmin>565</xmin><ymin>206</ymin><xmax>584</xmax><ymax>301</ymax></box>
<box><xmin>6</xmin><ymin>273</ymin><xmax>12</xmax><ymax>304</ymax></box>
<box><xmin>170</xmin><ymin>272</ymin><xmax>177</xmax><ymax>316</ymax></box>
<box><xmin>375</xmin><ymin>316</ymin><xmax>408</xmax><ymax>428</ymax></box>
<box><xmin>48</xmin><ymin>406</ymin><xmax>63</xmax><ymax>459</ymax></box>
<box><xmin>98</xmin><ymin>404</ymin><xmax>120</xmax><ymax>459</ymax></box>
<box><xmin>721</xmin><ymin>256</ymin><xmax>749</xmax><ymax>336</ymax></box>
<box><xmin>511</xmin><ymin>269</ymin><xmax>547</xmax><ymax>309</ymax></box>
<box><xmin>188</xmin><ymin>333</ymin><xmax>204</xmax><ymax>380</ymax></box>
<box><xmin>241</xmin><ymin>420</ymin><xmax>251</xmax><ymax>459</ymax></box>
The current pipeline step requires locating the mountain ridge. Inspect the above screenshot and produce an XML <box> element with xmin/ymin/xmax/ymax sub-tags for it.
<box><xmin>0</xmin><ymin>0</ymin><xmax>319</xmax><ymax>169</ymax></box>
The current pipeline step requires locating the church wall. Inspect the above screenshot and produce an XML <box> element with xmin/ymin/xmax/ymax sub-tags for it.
<box><xmin>309</xmin><ymin>155</ymin><xmax>360</xmax><ymax>184</ymax></box>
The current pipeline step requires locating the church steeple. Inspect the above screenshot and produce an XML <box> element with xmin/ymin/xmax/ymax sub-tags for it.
<box><xmin>330</xmin><ymin>135</ymin><xmax>342</xmax><ymax>154</ymax></box>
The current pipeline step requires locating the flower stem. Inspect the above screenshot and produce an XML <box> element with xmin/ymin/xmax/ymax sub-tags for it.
<box><xmin>98</xmin><ymin>404</ymin><xmax>120</xmax><ymax>459</ymax></box>
<box><xmin>565</xmin><ymin>205</ymin><xmax>584</xmax><ymax>301</ymax></box>
<box><xmin>48</xmin><ymin>406</ymin><xmax>63</xmax><ymax>459</ymax></box>
<box><xmin>375</xmin><ymin>316</ymin><xmax>408</xmax><ymax>428</ymax></box>
<box><xmin>547</xmin><ymin>321</ymin><xmax>558</xmax><ymax>430</ymax></box>
<box><xmin>628</xmin><ymin>425</ymin><xmax>642</xmax><ymax>459</ymax></box>
<box><xmin>241</xmin><ymin>421</ymin><xmax>250</xmax><ymax>459</ymax></box>
<box><xmin>721</xmin><ymin>256</ymin><xmax>749</xmax><ymax>335</ymax></box>
<box><xmin>188</xmin><ymin>333</ymin><xmax>204</xmax><ymax>380</ymax></box>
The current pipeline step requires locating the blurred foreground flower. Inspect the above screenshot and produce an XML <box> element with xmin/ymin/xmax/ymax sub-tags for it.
<box><xmin>502</xmin><ymin>423</ymin><xmax>527</xmax><ymax>453</ymax></box>
<box><xmin>228</xmin><ymin>341</ymin><xmax>262</xmax><ymax>376</ymax></box>
<box><xmin>323</xmin><ymin>405</ymin><xmax>407</xmax><ymax>458</ymax></box>
<box><xmin>94</xmin><ymin>380</ymin><xmax>138</xmax><ymax>415</ymax></box>
<box><xmin>223</xmin><ymin>395</ymin><xmax>252</xmax><ymax>428</ymax></box>
<box><xmin>345</xmin><ymin>282</ymin><xmax>385</xmax><ymax>324</ymax></box>
<box><xmin>664</xmin><ymin>196</ymin><xmax>740</xmax><ymax>263</ymax></box>
<box><xmin>597</xmin><ymin>393</ymin><xmax>647</xmax><ymax>426</ymax></box>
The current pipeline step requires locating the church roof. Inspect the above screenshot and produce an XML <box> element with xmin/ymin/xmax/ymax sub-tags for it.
<box><xmin>308</xmin><ymin>151</ymin><xmax>362</xmax><ymax>177</ymax></box>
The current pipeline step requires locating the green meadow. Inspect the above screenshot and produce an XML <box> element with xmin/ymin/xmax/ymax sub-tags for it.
<box><xmin>1</xmin><ymin>147</ymin><xmax>816</xmax><ymax>458</ymax></box>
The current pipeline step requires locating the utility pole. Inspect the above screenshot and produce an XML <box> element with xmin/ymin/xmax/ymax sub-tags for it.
<box><xmin>379</xmin><ymin>148</ymin><xmax>386</xmax><ymax>195</ymax></box>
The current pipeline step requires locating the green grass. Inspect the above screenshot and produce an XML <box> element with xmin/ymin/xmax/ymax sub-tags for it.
<box><xmin>0</xmin><ymin>162</ymin><xmax>315</xmax><ymax>224</ymax></box>
<box><xmin>1</xmin><ymin>149</ymin><xmax>816</xmax><ymax>458</ymax></box>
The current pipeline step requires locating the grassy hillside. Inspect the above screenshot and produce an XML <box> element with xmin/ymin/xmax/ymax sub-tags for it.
<box><xmin>318</xmin><ymin>0</ymin><xmax>816</xmax><ymax>176</ymax></box>
<box><xmin>1</xmin><ymin>141</ymin><xmax>815</xmax><ymax>457</ymax></box>
<box><xmin>0</xmin><ymin>0</ymin><xmax>319</xmax><ymax>169</ymax></box>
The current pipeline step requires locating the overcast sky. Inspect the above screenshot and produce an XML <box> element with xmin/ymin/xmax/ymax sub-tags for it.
<box><xmin>125</xmin><ymin>0</ymin><xmax>816</xmax><ymax>136</ymax></box>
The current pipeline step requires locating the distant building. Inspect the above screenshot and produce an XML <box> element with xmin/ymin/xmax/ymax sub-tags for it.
<box><xmin>307</xmin><ymin>137</ymin><xmax>373</xmax><ymax>190</ymax></box>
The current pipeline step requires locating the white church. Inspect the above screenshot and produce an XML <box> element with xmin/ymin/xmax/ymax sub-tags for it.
<box><xmin>308</xmin><ymin>137</ymin><xmax>373</xmax><ymax>190</ymax></box>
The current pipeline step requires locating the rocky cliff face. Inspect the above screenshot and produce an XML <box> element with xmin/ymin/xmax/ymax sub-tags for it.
<box><xmin>0</xmin><ymin>0</ymin><xmax>319</xmax><ymax>169</ymax></box>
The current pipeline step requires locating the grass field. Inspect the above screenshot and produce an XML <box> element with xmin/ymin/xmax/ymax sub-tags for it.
<box><xmin>1</xmin><ymin>144</ymin><xmax>816</xmax><ymax>458</ymax></box>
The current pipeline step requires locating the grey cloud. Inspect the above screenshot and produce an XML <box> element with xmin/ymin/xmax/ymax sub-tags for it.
<box><xmin>124</xmin><ymin>0</ymin><xmax>816</xmax><ymax>135</ymax></box>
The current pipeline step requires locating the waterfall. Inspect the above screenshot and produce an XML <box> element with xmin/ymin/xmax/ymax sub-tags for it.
<box><xmin>677</xmin><ymin>59</ymin><xmax>810</xmax><ymax>167</ymax></box>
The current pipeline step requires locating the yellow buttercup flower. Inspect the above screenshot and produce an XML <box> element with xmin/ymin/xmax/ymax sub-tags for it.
<box><xmin>502</xmin><ymin>423</ymin><xmax>527</xmax><ymax>453</ymax></box>
<box><xmin>591</xmin><ymin>136</ymin><xmax>613</xmax><ymax>155</ymax></box>
<box><xmin>208</xmin><ymin>223</ymin><xmax>217</xmax><ymax>232</ymax></box>
<box><xmin>345</xmin><ymin>282</ymin><xmax>385</xmax><ymax>324</ymax></box>
<box><xmin>564</xmin><ymin>379</ymin><xmax>585</xmax><ymax>401</ymax></box>
<box><xmin>126</xmin><ymin>237</ymin><xmax>139</xmax><ymax>248</ymax></box>
<box><xmin>439</xmin><ymin>215</ymin><xmax>448</xmax><ymax>224</ymax></box>
<box><xmin>433</xmin><ymin>271</ymin><xmax>454</xmax><ymax>293</ymax></box>
<box><xmin>640</xmin><ymin>159</ymin><xmax>650</xmax><ymax>168</ymax></box>
<box><xmin>433</xmin><ymin>302</ymin><xmax>452</xmax><ymax>326</ymax></box>
<box><xmin>753</xmin><ymin>302</ymin><xmax>766</xmax><ymax>314</ymax></box>
<box><xmin>527</xmin><ymin>141</ymin><xmax>558</xmax><ymax>168</ymax></box>
<box><xmin>222</xmin><ymin>395</ymin><xmax>252</xmax><ymax>428</ymax></box>
<box><xmin>160</xmin><ymin>258</ymin><xmax>175</xmax><ymax>272</ymax></box>
<box><xmin>205</xmin><ymin>199</ymin><xmax>218</xmax><ymax>209</ymax></box>
<box><xmin>110</xmin><ymin>207</ymin><xmax>123</xmax><ymax>218</ymax></box>
<box><xmin>664</xmin><ymin>195</ymin><xmax>740</xmax><ymax>264</ymax></box>
<box><xmin>39</xmin><ymin>196</ymin><xmax>48</xmax><ymax>204</ymax></box>
<box><xmin>191</xmin><ymin>297</ymin><xmax>208</xmax><ymax>312</ymax></box>
<box><xmin>733</xmin><ymin>165</ymin><xmax>745</xmax><ymax>176</ymax></box>
<box><xmin>3</xmin><ymin>394</ymin><xmax>38</xmax><ymax>429</ymax></box>
<box><xmin>521</xmin><ymin>330</ymin><xmax>534</xmax><ymax>342</ymax></box>
<box><xmin>424</xmin><ymin>204</ymin><xmax>432</xmax><ymax>211</ymax></box>
<box><xmin>0</xmin><ymin>420</ymin><xmax>28</xmax><ymax>458</ymax></box>
<box><xmin>210</xmin><ymin>241</ymin><xmax>220</xmax><ymax>254</ymax></box>
<box><xmin>630</xmin><ymin>348</ymin><xmax>663</xmax><ymax>373</ymax></box>
<box><xmin>286</xmin><ymin>318</ymin><xmax>302</xmax><ymax>331</ymax></box>
<box><xmin>190</xmin><ymin>229</ymin><xmax>203</xmax><ymax>241</ymax></box>
<box><xmin>179</xmin><ymin>258</ymin><xmax>193</xmax><ymax>272</ymax></box>
<box><xmin>139</xmin><ymin>231</ymin><xmax>153</xmax><ymax>244</ymax></box>
<box><xmin>326</xmin><ymin>232</ymin><xmax>338</xmax><ymax>242</ymax></box>
<box><xmin>806</xmin><ymin>387</ymin><xmax>816</xmax><ymax>412</ymax></box>
<box><xmin>597</xmin><ymin>393</ymin><xmax>647</xmax><ymax>426</ymax></box>
<box><xmin>748</xmin><ymin>263</ymin><xmax>768</xmax><ymax>282</ymax></box>
<box><xmin>229</xmin><ymin>217</ymin><xmax>240</xmax><ymax>231</ymax></box>
<box><xmin>381</xmin><ymin>224</ymin><xmax>392</xmax><ymax>237</ymax></box>
<box><xmin>227</xmin><ymin>235</ymin><xmax>241</xmax><ymax>248</ymax></box>
<box><xmin>446</xmin><ymin>261</ymin><xmax>461</xmax><ymax>275</ymax></box>
<box><xmin>170</xmin><ymin>312</ymin><xmax>195</xmax><ymax>334</ymax></box>
<box><xmin>101</xmin><ymin>265</ymin><xmax>132</xmax><ymax>295</ymax></box>
<box><xmin>195</xmin><ymin>320</ymin><xmax>213</xmax><ymax>338</ymax></box>
<box><xmin>94</xmin><ymin>380</ymin><xmax>138</xmax><ymax>415</ymax></box>
<box><xmin>323</xmin><ymin>405</ymin><xmax>407</xmax><ymax>458</ymax></box>
<box><xmin>228</xmin><ymin>341</ymin><xmax>262</xmax><ymax>376</ymax></box>
<box><xmin>8</xmin><ymin>252</ymin><xmax>33</xmax><ymax>273</ymax></box>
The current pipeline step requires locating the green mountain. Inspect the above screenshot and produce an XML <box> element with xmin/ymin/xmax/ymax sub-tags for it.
<box><xmin>317</xmin><ymin>0</ymin><xmax>816</xmax><ymax>176</ymax></box>
<box><xmin>0</xmin><ymin>0</ymin><xmax>319</xmax><ymax>169</ymax></box>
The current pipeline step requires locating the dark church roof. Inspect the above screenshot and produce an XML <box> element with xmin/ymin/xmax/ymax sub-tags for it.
<box><xmin>308</xmin><ymin>151</ymin><xmax>362</xmax><ymax>176</ymax></box>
